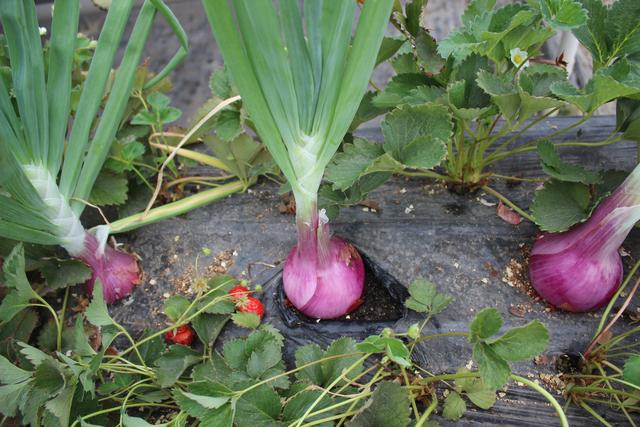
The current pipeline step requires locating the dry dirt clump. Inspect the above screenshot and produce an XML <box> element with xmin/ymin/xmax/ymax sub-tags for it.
<box><xmin>501</xmin><ymin>245</ymin><xmax>544</xmax><ymax>301</ymax></box>
<box><xmin>172</xmin><ymin>249</ymin><xmax>235</xmax><ymax>294</ymax></box>
<box><xmin>539</xmin><ymin>373</ymin><xmax>567</xmax><ymax>396</ymax></box>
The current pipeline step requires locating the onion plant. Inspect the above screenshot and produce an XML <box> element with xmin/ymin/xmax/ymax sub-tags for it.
<box><xmin>0</xmin><ymin>0</ymin><xmax>187</xmax><ymax>302</ymax></box>
<box><xmin>201</xmin><ymin>0</ymin><xmax>394</xmax><ymax>318</ymax></box>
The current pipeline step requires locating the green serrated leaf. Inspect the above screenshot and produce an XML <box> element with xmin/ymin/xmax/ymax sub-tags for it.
<box><xmin>235</xmin><ymin>384</ymin><xmax>283</xmax><ymax>427</ymax></box>
<box><xmin>0</xmin><ymin>354</ymin><xmax>32</xmax><ymax>384</ymax></box>
<box><xmin>537</xmin><ymin>141</ymin><xmax>601</xmax><ymax>184</ymax></box>
<box><xmin>384</xmin><ymin>338</ymin><xmax>412</xmax><ymax>367</ymax></box>
<box><xmin>469</xmin><ymin>308</ymin><xmax>503</xmax><ymax>342</ymax></box>
<box><xmin>381</xmin><ymin>103</ymin><xmax>452</xmax><ymax>169</ymax></box>
<box><xmin>0</xmin><ymin>380</ymin><xmax>32</xmax><ymax>417</ymax></box>
<box><xmin>348</xmin><ymin>381</ymin><xmax>410</xmax><ymax>427</ymax></box>
<box><xmin>326</xmin><ymin>139</ymin><xmax>397</xmax><ymax>191</ymax></box>
<box><xmin>41</xmin><ymin>260</ymin><xmax>92</xmax><ymax>290</ymax></box>
<box><xmin>415</xmin><ymin>30</ymin><xmax>445</xmax><ymax>74</ymax></box>
<box><xmin>282</xmin><ymin>389</ymin><xmax>336</xmax><ymax>425</ymax></box>
<box><xmin>294</xmin><ymin>344</ymin><xmax>325</xmax><ymax>386</ymax></box>
<box><xmin>539</xmin><ymin>0</ymin><xmax>588</xmax><ymax>30</ymax></box>
<box><xmin>392</xmin><ymin>53</ymin><xmax>420</xmax><ymax>75</ymax></box>
<box><xmin>456</xmin><ymin>374</ymin><xmax>497</xmax><ymax>409</ymax></box>
<box><xmin>531</xmin><ymin>180</ymin><xmax>592</xmax><ymax>232</ymax></box>
<box><xmin>473</xmin><ymin>342</ymin><xmax>511</xmax><ymax>389</ymax></box>
<box><xmin>71</xmin><ymin>315</ymin><xmax>96</xmax><ymax>358</ymax></box>
<box><xmin>85</xmin><ymin>282</ymin><xmax>114</xmax><ymax>327</ymax></box>
<box><xmin>33</xmin><ymin>358</ymin><xmax>66</xmax><ymax>395</ymax></box>
<box><xmin>89</xmin><ymin>171</ymin><xmax>128</xmax><ymax>206</ymax></box>
<box><xmin>607</xmin><ymin>0</ymin><xmax>640</xmax><ymax>59</ymax></box>
<box><xmin>200</xmin><ymin>402</ymin><xmax>234</xmax><ymax>427</ymax></box>
<box><xmin>232</xmin><ymin>312</ymin><xmax>261</xmax><ymax>329</ymax></box>
<box><xmin>405</xmin><ymin>278</ymin><xmax>453</xmax><ymax>315</ymax></box>
<box><xmin>192</xmin><ymin>313</ymin><xmax>229</xmax><ymax>346</ymax></box>
<box><xmin>443</xmin><ymin>391</ymin><xmax>466</xmax><ymax>420</ymax></box>
<box><xmin>373</xmin><ymin>74</ymin><xmax>431</xmax><ymax>108</ymax></box>
<box><xmin>215</xmin><ymin>109</ymin><xmax>243</xmax><ymax>141</ymax></box>
<box><xmin>163</xmin><ymin>295</ymin><xmax>191</xmax><ymax>322</ymax></box>
<box><xmin>210</xmin><ymin>67</ymin><xmax>234</xmax><ymax>99</ymax></box>
<box><xmin>490</xmin><ymin>320</ymin><xmax>549</xmax><ymax>361</ymax></box>
<box><xmin>44</xmin><ymin>383</ymin><xmax>76</xmax><ymax>427</ymax></box>
<box><xmin>246</xmin><ymin>340</ymin><xmax>281</xmax><ymax>378</ymax></box>
<box><xmin>36</xmin><ymin>319</ymin><xmax>58</xmax><ymax>352</ymax></box>
<box><xmin>376</xmin><ymin>37</ymin><xmax>405</xmax><ymax>66</ymax></box>
<box><xmin>623</xmin><ymin>356</ymin><xmax>640</xmax><ymax>386</ymax></box>
<box><xmin>154</xmin><ymin>345</ymin><xmax>201</xmax><ymax>388</ymax></box>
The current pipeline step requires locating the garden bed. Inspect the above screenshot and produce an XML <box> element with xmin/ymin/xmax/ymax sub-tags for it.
<box><xmin>107</xmin><ymin>116</ymin><xmax>639</xmax><ymax>426</ymax></box>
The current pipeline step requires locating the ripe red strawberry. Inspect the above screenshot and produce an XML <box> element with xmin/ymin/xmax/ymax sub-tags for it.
<box><xmin>228</xmin><ymin>284</ymin><xmax>250</xmax><ymax>299</ymax></box>
<box><xmin>164</xmin><ymin>324</ymin><xmax>195</xmax><ymax>346</ymax></box>
<box><xmin>237</xmin><ymin>297</ymin><xmax>265</xmax><ymax>319</ymax></box>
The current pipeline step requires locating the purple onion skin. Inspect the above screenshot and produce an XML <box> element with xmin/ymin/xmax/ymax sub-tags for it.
<box><xmin>529</xmin><ymin>170</ymin><xmax>640</xmax><ymax>312</ymax></box>
<box><xmin>529</xmin><ymin>241</ymin><xmax>623</xmax><ymax>312</ymax></box>
<box><xmin>81</xmin><ymin>233</ymin><xmax>140</xmax><ymax>304</ymax></box>
<box><xmin>283</xmin><ymin>212</ymin><xmax>364</xmax><ymax>319</ymax></box>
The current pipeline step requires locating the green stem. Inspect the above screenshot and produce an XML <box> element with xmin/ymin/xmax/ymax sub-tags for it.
<box><xmin>297</xmin><ymin>411</ymin><xmax>359</xmax><ymax>427</ymax></box>
<box><xmin>401</xmin><ymin>366</ymin><xmax>420</xmax><ymax>420</ymax></box>
<box><xmin>489</xmin><ymin>173</ymin><xmax>546</xmax><ymax>183</ymax></box>
<box><xmin>591</xmin><ymin>259</ymin><xmax>640</xmax><ymax>341</ymax></box>
<box><xmin>511</xmin><ymin>375</ymin><xmax>569</xmax><ymax>427</ymax></box>
<box><xmin>119</xmin><ymin>277</ymin><xmax>236</xmax><ymax>357</ymax></box>
<box><xmin>486</xmin><ymin>132</ymin><xmax>621</xmax><ymax>166</ymax></box>
<box><xmin>107</xmin><ymin>179</ymin><xmax>246</xmax><ymax>233</ymax></box>
<box><xmin>570</xmin><ymin>385</ymin><xmax>640</xmax><ymax>400</ymax></box>
<box><xmin>293</xmin><ymin>355</ymin><xmax>369</xmax><ymax>427</ymax></box>
<box><xmin>71</xmin><ymin>403</ymin><xmax>178</xmax><ymax>427</ymax></box>
<box><xmin>399</xmin><ymin>170</ymin><xmax>454</xmax><ymax>181</ymax></box>
<box><xmin>595</xmin><ymin>365</ymin><xmax>636</xmax><ymax>427</ymax></box>
<box><xmin>579</xmin><ymin>401</ymin><xmax>614</xmax><ymax>427</ymax></box>
<box><xmin>415</xmin><ymin>390</ymin><xmax>438</xmax><ymax>427</ymax></box>
<box><xmin>487</xmin><ymin>108</ymin><xmax>559</xmax><ymax>156</ymax></box>
<box><xmin>57</xmin><ymin>287</ymin><xmax>70</xmax><ymax>352</ymax></box>
<box><xmin>481</xmin><ymin>185</ymin><xmax>535</xmax><ymax>223</ymax></box>
<box><xmin>414</xmin><ymin>330</ymin><xmax>467</xmax><ymax>345</ymax></box>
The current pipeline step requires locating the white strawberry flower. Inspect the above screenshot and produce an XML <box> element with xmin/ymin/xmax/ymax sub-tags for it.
<box><xmin>510</xmin><ymin>47</ymin><xmax>530</xmax><ymax>68</ymax></box>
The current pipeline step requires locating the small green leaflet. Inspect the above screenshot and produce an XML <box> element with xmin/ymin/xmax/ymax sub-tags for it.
<box><xmin>154</xmin><ymin>345</ymin><xmax>201</xmax><ymax>388</ymax></box>
<box><xmin>356</xmin><ymin>335</ymin><xmax>412</xmax><ymax>367</ymax></box>
<box><xmin>231</xmin><ymin>312</ymin><xmax>261</xmax><ymax>329</ymax></box>
<box><xmin>381</xmin><ymin>103</ymin><xmax>452</xmax><ymax>169</ymax></box>
<box><xmin>0</xmin><ymin>244</ymin><xmax>38</xmax><ymax>323</ymax></box>
<box><xmin>404</xmin><ymin>278</ymin><xmax>453</xmax><ymax>315</ymax></box>
<box><xmin>469</xmin><ymin>308</ymin><xmax>503</xmax><ymax>342</ymax></box>
<box><xmin>537</xmin><ymin>141</ymin><xmax>601</xmax><ymax>184</ymax></box>
<box><xmin>40</xmin><ymin>260</ymin><xmax>92</xmax><ymax>290</ymax></box>
<box><xmin>442</xmin><ymin>391</ymin><xmax>466</xmax><ymax>420</ymax></box>
<box><xmin>538</xmin><ymin>0</ymin><xmax>588</xmax><ymax>30</ymax></box>
<box><xmin>469</xmin><ymin>308</ymin><xmax>549</xmax><ymax>388</ymax></box>
<box><xmin>89</xmin><ymin>171</ymin><xmax>128</xmax><ymax>206</ymax></box>
<box><xmin>347</xmin><ymin>381</ymin><xmax>411</xmax><ymax>427</ymax></box>
<box><xmin>326</xmin><ymin>139</ymin><xmax>399</xmax><ymax>192</ymax></box>
<box><xmin>295</xmin><ymin>337</ymin><xmax>363</xmax><ymax>388</ymax></box>
<box><xmin>623</xmin><ymin>356</ymin><xmax>640</xmax><ymax>387</ymax></box>
<box><xmin>455</xmin><ymin>374</ymin><xmax>497</xmax><ymax>409</ymax></box>
<box><xmin>163</xmin><ymin>295</ymin><xmax>191</xmax><ymax>322</ymax></box>
<box><xmin>84</xmin><ymin>282</ymin><xmax>115</xmax><ymax>327</ymax></box>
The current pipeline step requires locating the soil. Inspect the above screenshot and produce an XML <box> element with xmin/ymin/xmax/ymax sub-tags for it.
<box><xmin>275</xmin><ymin>251</ymin><xmax>408</xmax><ymax>326</ymax></box>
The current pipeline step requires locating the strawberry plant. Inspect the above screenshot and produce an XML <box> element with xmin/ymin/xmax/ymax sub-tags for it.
<box><xmin>0</xmin><ymin>243</ymin><xmax>562</xmax><ymax>426</ymax></box>
<box><xmin>322</xmin><ymin>0</ymin><xmax>640</xmax><ymax>234</ymax></box>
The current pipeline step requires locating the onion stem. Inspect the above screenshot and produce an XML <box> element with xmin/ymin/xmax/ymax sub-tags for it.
<box><xmin>107</xmin><ymin>180</ymin><xmax>246</xmax><ymax>233</ymax></box>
